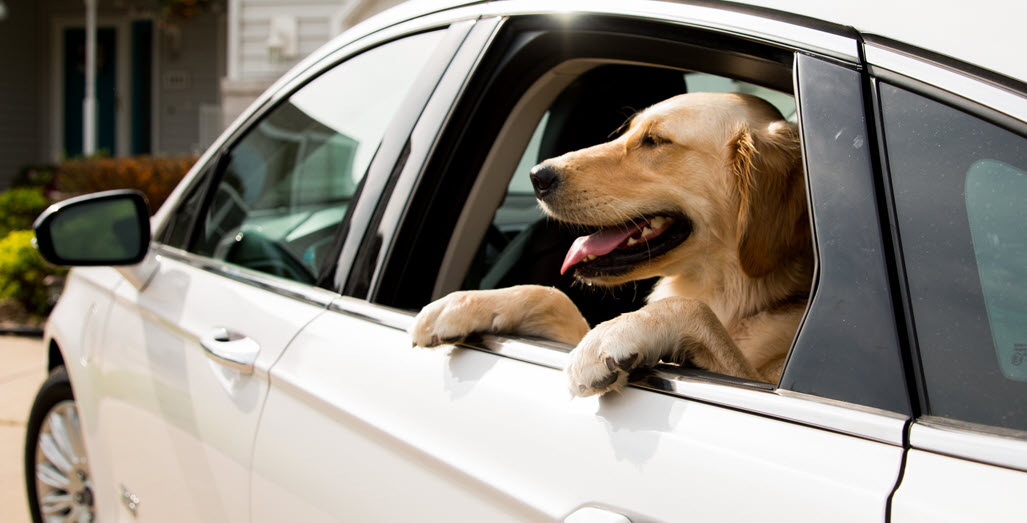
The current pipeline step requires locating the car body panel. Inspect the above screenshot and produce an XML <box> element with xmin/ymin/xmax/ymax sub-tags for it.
<box><xmin>747</xmin><ymin>0</ymin><xmax>1027</xmax><ymax>86</ymax></box>
<box><xmin>252</xmin><ymin>300</ymin><xmax>904</xmax><ymax>522</ymax></box>
<box><xmin>43</xmin><ymin>267</ymin><xmax>124</xmax><ymax>521</ymax></box>
<box><xmin>481</xmin><ymin>0</ymin><xmax>858</xmax><ymax>62</ymax></box>
<box><xmin>892</xmin><ymin>449</ymin><xmax>1027</xmax><ymax>522</ymax></box>
<box><xmin>84</xmin><ymin>252</ymin><xmax>329</xmax><ymax>521</ymax></box>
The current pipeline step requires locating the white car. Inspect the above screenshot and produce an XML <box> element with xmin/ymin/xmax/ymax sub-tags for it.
<box><xmin>25</xmin><ymin>1</ymin><xmax>1027</xmax><ymax>521</ymax></box>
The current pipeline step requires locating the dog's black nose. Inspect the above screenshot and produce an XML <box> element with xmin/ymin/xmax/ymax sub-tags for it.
<box><xmin>530</xmin><ymin>164</ymin><xmax>560</xmax><ymax>199</ymax></box>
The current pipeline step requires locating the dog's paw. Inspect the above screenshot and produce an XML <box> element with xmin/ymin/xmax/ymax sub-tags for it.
<box><xmin>565</xmin><ymin>315</ymin><xmax>656</xmax><ymax>397</ymax></box>
<box><xmin>410</xmin><ymin>290</ymin><xmax>499</xmax><ymax>348</ymax></box>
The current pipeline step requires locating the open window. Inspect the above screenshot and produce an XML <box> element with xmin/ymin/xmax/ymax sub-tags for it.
<box><xmin>375</xmin><ymin>14</ymin><xmax>808</xmax><ymax>383</ymax></box>
<box><xmin>450</xmin><ymin>64</ymin><xmax>798</xmax><ymax>326</ymax></box>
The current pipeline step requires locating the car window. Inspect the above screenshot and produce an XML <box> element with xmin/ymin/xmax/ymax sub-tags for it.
<box><xmin>159</xmin><ymin>170</ymin><xmax>209</xmax><ymax>249</ymax></box>
<box><xmin>375</xmin><ymin>19</ymin><xmax>831</xmax><ymax>395</ymax></box>
<box><xmin>190</xmin><ymin>30</ymin><xmax>445</xmax><ymax>284</ymax></box>
<box><xmin>882</xmin><ymin>83</ymin><xmax>1027</xmax><ymax>432</ymax></box>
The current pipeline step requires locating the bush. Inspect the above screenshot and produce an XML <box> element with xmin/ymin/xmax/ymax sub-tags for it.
<box><xmin>0</xmin><ymin>187</ymin><xmax>52</xmax><ymax>240</ymax></box>
<box><xmin>0</xmin><ymin>231</ymin><xmax>66</xmax><ymax>320</ymax></box>
<box><xmin>56</xmin><ymin>156</ymin><xmax>196</xmax><ymax>214</ymax></box>
<box><xmin>11</xmin><ymin>163</ymin><xmax>58</xmax><ymax>188</ymax></box>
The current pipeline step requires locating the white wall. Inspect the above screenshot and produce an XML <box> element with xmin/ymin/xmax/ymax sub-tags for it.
<box><xmin>221</xmin><ymin>0</ymin><xmax>402</xmax><ymax>129</ymax></box>
<box><xmin>156</xmin><ymin>10</ymin><xmax>226</xmax><ymax>155</ymax></box>
<box><xmin>234</xmin><ymin>0</ymin><xmax>344</xmax><ymax>80</ymax></box>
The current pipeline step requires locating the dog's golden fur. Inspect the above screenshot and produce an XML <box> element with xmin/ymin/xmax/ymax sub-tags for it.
<box><xmin>411</xmin><ymin>92</ymin><xmax>812</xmax><ymax>396</ymax></box>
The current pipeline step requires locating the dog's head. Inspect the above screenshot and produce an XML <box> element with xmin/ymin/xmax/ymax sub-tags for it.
<box><xmin>530</xmin><ymin>92</ymin><xmax>809</xmax><ymax>285</ymax></box>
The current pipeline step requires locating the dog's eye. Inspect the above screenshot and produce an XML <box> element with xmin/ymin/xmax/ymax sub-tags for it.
<box><xmin>642</xmin><ymin>133</ymin><xmax>669</xmax><ymax>147</ymax></box>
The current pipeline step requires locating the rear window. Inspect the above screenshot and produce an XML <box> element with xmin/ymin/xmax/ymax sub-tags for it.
<box><xmin>882</xmin><ymin>83</ymin><xmax>1027</xmax><ymax>431</ymax></box>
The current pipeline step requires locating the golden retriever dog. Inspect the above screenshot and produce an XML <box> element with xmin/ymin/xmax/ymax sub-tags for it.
<box><xmin>410</xmin><ymin>92</ymin><xmax>813</xmax><ymax>396</ymax></box>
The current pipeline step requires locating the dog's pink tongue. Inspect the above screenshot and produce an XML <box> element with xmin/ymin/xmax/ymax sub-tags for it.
<box><xmin>561</xmin><ymin>226</ymin><xmax>637</xmax><ymax>274</ymax></box>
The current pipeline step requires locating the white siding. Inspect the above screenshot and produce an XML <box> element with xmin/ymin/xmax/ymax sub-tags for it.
<box><xmin>156</xmin><ymin>11</ymin><xmax>226</xmax><ymax>155</ymax></box>
<box><xmin>222</xmin><ymin>0</ymin><xmax>400</xmax><ymax>130</ymax></box>
<box><xmin>0</xmin><ymin>0</ymin><xmax>45</xmax><ymax>187</ymax></box>
<box><xmin>235</xmin><ymin>0</ymin><xmax>348</xmax><ymax>81</ymax></box>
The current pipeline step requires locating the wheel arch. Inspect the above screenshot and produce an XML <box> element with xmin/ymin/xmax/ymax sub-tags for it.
<box><xmin>47</xmin><ymin>338</ymin><xmax>65</xmax><ymax>372</ymax></box>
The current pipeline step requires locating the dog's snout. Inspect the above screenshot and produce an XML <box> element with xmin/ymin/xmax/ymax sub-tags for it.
<box><xmin>530</xmin><ymin>164</ymin><xmax>560</xmax><ymax>199</ymax></box>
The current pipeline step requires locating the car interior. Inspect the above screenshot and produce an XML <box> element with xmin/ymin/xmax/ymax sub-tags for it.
<box><xmin>443</xmin><ymin>60</ymin><xmax>797</xmax><ymax>327</ymax></box>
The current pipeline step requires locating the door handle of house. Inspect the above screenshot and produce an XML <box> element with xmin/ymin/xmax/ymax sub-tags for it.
<box><xmin>564</xmin><ymin>507</ymin><xmax>631</xmax><ymax>523</ymax></box>
<box><xmin>200</xmin><ymin>328</ymin><xmax>259</xmax><ymax>375</ymax></box>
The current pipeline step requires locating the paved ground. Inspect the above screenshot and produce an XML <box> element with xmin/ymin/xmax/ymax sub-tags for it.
<box><xmin>1</xmin><ymin>334</ymin><xmax>46</xmax><ymax>523</ymax></box>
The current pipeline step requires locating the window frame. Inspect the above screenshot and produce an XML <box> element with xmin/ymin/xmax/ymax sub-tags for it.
<box><xmin>781</xmin><ymin>54</ymin><xmax>912</xmax><ymax>415</ymax></box>
<box><xmin>866</xmin><ymin>40</ymin><xmax>1027</xmax><ymax>469</ymax></box>
<box><xmin>156</xmin><ymin>152</ymin><xmax>221</xmax><ymax>250</ymax></box>
<box><xmin>357</xmin><ymin>12</ymin><xmax>911</xmax><ymax>445</ymax></box>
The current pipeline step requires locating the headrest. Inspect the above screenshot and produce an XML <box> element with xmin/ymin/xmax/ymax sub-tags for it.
<box><xmin>538</xmin><ymin>64</ymin><xmax>687</xmax><ymax>161</ymax></box>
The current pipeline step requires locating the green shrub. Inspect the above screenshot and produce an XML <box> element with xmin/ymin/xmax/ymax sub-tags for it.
<box><xmin>56</xmin><ymin>156</ymin><xmax>196</xmax><ymax>214</ymax></box>
<box><xmin>11</xmin><ymin>164</ymin><xmax>58</xmax><ymax>188</ymax></box>
<box><xmin>0</xmin><ymin>187</ymin><xmax>52</xmax><ymax>240</ymax></box>
<box><xmin>0</xmin><ymin>230</ymin><xmax>66</xmax><ymax>319</ymax></box>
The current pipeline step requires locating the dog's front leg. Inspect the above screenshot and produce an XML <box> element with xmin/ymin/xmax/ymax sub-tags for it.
<box><xmin>566</xmin><ymin>297</ymin><xmax>761</xmax><ymax>396</ymax></box>
<box><xmin>410</xmin><ymin>285</ymin><xmax>590</xmax><ymax>348</ymax></box>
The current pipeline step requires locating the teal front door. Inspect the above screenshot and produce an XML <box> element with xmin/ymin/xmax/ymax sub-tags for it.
<box><xmin>63</xmin><ymin>27</ymin><xmax>117</xmax><ymax>158</ymax></box>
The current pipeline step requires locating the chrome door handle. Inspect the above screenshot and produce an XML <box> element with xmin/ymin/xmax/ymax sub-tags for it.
<box><xmin>564</xmin><ymin>507</ymin><xmax>631</xmax><ymax>523</ymax></box>
<box><xmin>200</xmin><ymin>328</ymin><xmax>259</xmax><ymax>374</ymax></box>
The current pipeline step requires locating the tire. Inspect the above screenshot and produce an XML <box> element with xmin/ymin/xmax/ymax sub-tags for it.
<box><xmin>23</xmin><ymin>366</ymin><xmax>95</xmax><ymax>523</ymax></box>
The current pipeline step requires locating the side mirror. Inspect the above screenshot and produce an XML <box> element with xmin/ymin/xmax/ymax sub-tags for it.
<box><xmin>34</xmin><ymin>190</ymin><xmax>151</xmax><ymax>266</ymax></box>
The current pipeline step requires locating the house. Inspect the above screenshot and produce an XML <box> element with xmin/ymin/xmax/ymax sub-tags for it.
<box><xmin>0</xmin><ymin>0</ymin><xmax>401</xmax><ymax>188</ymax></box>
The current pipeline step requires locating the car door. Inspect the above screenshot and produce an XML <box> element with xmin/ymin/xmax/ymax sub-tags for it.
<box><xmin>253</xmin><ymin>8</ymin><xmax>913</xmax><ymax>522</ymax></box>
<box><xmin>864</xmin><ymin>42</ymin><xmax>1027</xmax><ymax>521</ymax></box>
<box><xmin>89</xmin><ymin>22</ymin><xmax>463</xmax><ymax>522</ymax></box>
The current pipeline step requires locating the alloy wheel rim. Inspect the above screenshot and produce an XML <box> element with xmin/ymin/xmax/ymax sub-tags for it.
<box><xmin>34</xmin><ymin>400</ymin><xmax>95</xmax><ymax>522</ymax></box>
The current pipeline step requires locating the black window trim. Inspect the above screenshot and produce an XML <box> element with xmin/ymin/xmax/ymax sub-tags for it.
<box><xmin>781</xmin><ymin>53</ymin><xmax>913</xmax><ymax>416</ymax></box>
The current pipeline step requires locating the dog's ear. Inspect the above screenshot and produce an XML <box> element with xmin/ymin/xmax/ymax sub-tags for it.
<box><xmin>731</xmin><ymin>120</ymin><xmax>810</xmax><ymax>279</ymax></box>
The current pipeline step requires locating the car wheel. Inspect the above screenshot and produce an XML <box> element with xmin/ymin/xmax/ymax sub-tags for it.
<box><xmin>24</xmin><ymin>366</ymin><xmax>95</xmax><ymax>523</ymax></box>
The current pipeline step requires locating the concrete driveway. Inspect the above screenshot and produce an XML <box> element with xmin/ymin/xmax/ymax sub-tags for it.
<box><xmin>1</xmin><ymin>335</ymin><xmax>46</xmax><ymax>523</ymax></box>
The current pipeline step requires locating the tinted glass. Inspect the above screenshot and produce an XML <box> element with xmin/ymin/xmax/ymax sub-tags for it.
<box><xmin>192</xmin><ymin>31</ymin><xmax>444</xmax><ymax>284</ymax></box>
<box><xmin>159</xmin><ymin>174</ymin><xmax>207</xmax><ymax>249</ymax></box>
<box><xmin>882</xmin><ymin>83</ymin><xmax>1027</xmax><ymax>431</ymax></box>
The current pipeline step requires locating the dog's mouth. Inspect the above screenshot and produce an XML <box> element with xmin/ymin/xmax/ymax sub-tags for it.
<box><xmin>561</xmin><ymin>214</ymin><xmax>693</xmax><ymax>278</ymax></box>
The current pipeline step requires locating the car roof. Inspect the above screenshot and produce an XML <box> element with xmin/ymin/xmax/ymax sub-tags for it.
<box><xmin>745</xmin><ymin>0</ymin><xmax>1027</xmax><ymax>87</ymax></box>
<box><xmin>342</xmin><ymin>0</ymin><xmax>1026</xmax><ymax>87</ymax></box>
